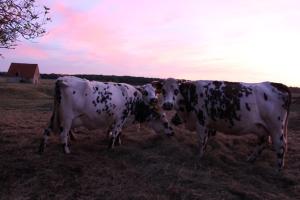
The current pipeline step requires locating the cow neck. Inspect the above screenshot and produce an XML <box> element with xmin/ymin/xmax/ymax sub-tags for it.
<box><xmin>134</xmin><ymin>98</ymin><xmax>159</xmax><ymax>123</ymax></box>
<box><xmin>180</xmin><ymin>83</ymin><xmax>197</xmax><ymax>113</ymax></box>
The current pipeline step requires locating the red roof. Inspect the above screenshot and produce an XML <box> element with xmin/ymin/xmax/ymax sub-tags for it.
<box><xmin>7</xmin><ymin>63</ymin><xmax>40</xmax><ymax>79</ymax></box>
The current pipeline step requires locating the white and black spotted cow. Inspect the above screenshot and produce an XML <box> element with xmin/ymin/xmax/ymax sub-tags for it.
<box><xmin>155</xmin><ymin>78</ymin><xmax>291</xmax><ymax>171</ymax></box>
<box><xmin>39</xmin><ymin>76</ymin><xmax>174</xmax><ymax>154</ymax></box>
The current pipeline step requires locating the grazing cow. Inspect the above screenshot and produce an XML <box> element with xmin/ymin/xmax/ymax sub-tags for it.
<box><xmin>39</xmin><ymin>76</ymin><xmax>174</xmax><ymax>154</ymax></box>
<box><xmin>155</xmin><ymin>78</ymin><xmax>291</xmax><ymax>171</ymax></box>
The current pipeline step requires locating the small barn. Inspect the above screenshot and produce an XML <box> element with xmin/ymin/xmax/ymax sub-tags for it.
<box><xmin>7</xmin><ymin>63</ymin><xmax>40</xmax><ymax>84</ymax></box>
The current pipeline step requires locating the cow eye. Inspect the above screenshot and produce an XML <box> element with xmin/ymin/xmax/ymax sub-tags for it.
<box><xmin>174</xmin><ymin>89</ymin><xmax>179</xmax><ymax>96</ymax></box>
<box><xmin>143</xmin><ymin>91</ymin><xmax>148</xmax><ymax>96</ymax></box>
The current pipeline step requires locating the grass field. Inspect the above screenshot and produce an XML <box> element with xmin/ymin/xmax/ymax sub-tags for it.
<box><xmin>0</xmin><ymin>78</ymin><xmax>299</xmax><ymax>200</ymax></box>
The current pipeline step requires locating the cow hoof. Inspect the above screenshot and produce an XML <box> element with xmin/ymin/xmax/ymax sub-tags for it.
<box><xmin>38</xmin><ymin>139</ymin><xmax>46</xmax><ymax>154</ymax></box>
<box><xmin>198</xmin><ymin>152</ymin><xmax>204</xmax><ymax>160</ymax></box>
<box><xmin>117</xmin><ymin>138</ymin><xmax>122</xmax><ymax>146</ymax></box>
<box><xmin>62</xmin><ymin>144</ymin><xmax>71</xmax><ymax>154</ymax></box>
<box><xmin>166</xmin><ymin>131</ymin><xmax>175</xmax><ymax>137</ymax></box>
<box><xmin>246</xmin><ymin>155</ymin><xmax>257</xmax><ymax>163</ymax></box>
<box><xmin>64</xmin><ymin>148</ymin><xmax>71</xmax><ymax>154</ymax></box>
<box><xmin>38</xmin><ymin>147</ymin><xmax>44</xmax><ymax>154</ymax></box>
<box><xmin>275</xmin><ymin>167</ymin><xmax>283</xmax><ymax>175</ymax></box>
<box><xmin>108</xmin><ymin>138</ymin><xmax>115</xmax><ymax>149</ymax></box>
<box><xmin>70</xmin><ymin>133</ymin><xmax>77</xmax><ymax>141</ymax></box>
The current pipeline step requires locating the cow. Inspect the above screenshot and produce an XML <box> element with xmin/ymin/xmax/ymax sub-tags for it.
<box><xmin>154</xmin><ymin>78</ymin><xmax>291</xmax><ymax>171</ymax></box>
<box><xmin>39</xmin><ymin>76</ymin><xmax>174</xmax><ymax>154</ymax></box>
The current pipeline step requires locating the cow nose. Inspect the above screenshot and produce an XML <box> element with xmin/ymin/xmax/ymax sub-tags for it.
<box><xmin>166</xmin><ymin>129</ymin><xmax>174</xmax><ymax>136</ymax></box>
<box><xmin>167</xmin><ymin>131</ymin><xmax>174</xmax><ymax>136</ymax></box>
<box><xmin>150</xmin><ymin>98</ymin><xmax>158</xmax><ymax>104</ymax></box>
<box><xmin>163</xmin><ymin>102</ymin><xmax>173</xmax><ymax>110</ymax></box>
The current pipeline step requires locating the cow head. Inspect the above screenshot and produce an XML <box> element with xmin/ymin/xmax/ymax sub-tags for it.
<box><xmin>153</xmin><ymin>78</ymin><xmax>186</xmax><ymax>111</ymax></box>
<box><xmin>136</xmin><ymin>83</ymin><xmax>159</xmax><ymax>106</ymax></box>
<box><xmin>147</xmin><ymin>112</ymin><xmax>175</xmax><ymax>136</ymax></box>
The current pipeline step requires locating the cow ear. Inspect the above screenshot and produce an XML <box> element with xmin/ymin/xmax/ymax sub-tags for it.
<box><xmin>151</xmin><ymin>81</ymin><xmax>162</xmax><ymax>93</ymax></box>
<box><xmin>177</xmin><ymin>79</ymin><xmax>187</xmax><ymax>84</ymax></box>
<box><xmin>179</xmin><ymin>82</ymin><xmax>187</xmax><ymax>93</ymax></box>
<box><xmin>136</xmin><ymin>86</ymin><xmax>143</xmax><ymax>93</ymax></box>
<box><xmin>179</xmin><ymin>82</ymin><xmax>192</xmax><ymax>94</ymax></box>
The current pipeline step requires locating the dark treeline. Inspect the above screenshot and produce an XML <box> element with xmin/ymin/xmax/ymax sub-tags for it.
<box><xmin>40</xmin><ymin>73</ymin><xmax>162</xmax><ymax>85</ymax></box>
<box><xmin>0</xmin><ymin>72</ymin><xmax>161</xmax><ymax>85</ymax></box>
<box><xmin>290</xmin><ymin>87</ymin><xmax>300</xmax><ymax>94</ymax></box>
<box><xmin>1</xmin><ymin>72</ymin><xmax>300</xmax><ymax>91</ymax></box>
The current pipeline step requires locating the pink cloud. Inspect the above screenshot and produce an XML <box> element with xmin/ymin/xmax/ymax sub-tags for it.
<box><xmin>1</xmin><ymin>0</ymin><xmax>300</xmax><ymax>87</ymax></box>
<box><xmin>13</xmin><ymin>43</ymin><xmax>49</xmax><ymax>59</ymax></box>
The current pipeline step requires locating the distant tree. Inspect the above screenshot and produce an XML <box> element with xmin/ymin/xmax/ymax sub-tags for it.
<box><xmin>0</xmin><ymin>0</ymin><xmax>50</xmax><ymax>55</ymax></box>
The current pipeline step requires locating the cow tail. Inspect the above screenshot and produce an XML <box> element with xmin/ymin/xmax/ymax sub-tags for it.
<box><xmin>50</xmin><ymin>80</ymin><xmax>63</xmax><ymax>134</ymax></box>
<box><xmin>270</xmin><ymin>82</ymin><xmax>291</xmax><ymax>143</ymax></box>
<box><xmin>283</xmin><ymin>88</ymin><xmax>291</xmax><ymax>145</ymax></box>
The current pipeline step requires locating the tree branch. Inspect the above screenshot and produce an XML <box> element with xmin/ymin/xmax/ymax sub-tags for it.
<box><xmin>0</xmin><ymin>0</ymin><xmax>50</xmax><ymax>50</ymax></box>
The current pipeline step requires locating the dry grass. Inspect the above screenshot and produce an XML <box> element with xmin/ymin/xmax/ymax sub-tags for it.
<box><xmin>0</xmin><ymin>79</ymin><xmax>299</xmax><ymax>200</ymax></box>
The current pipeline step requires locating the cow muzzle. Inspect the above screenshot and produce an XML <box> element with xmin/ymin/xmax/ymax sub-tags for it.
<box><xmin>150</xmin><ymin>98</ymin><xmax>158</xmax><ymax>105</ymax></box>
<box><xmin>163</xmin><ymin>102</ymin><xmax>173</xmax><ymax>110</ymax></box>
<box><xmin>166</xmin><ymin>130</ymin><xmax>175</xmax><ymax>136</ymax></box>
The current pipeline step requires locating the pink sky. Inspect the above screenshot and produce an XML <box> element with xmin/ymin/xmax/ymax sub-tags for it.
<box><xmin>1</xmin><ymin>0</ymin><xmax>300</xmax><ymax>86</ymax></box>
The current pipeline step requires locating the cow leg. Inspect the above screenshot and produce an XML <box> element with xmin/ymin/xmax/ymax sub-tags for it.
<box><xmin>136</xmin><ymin>123</ymin><xmax>141</xmax><ymax>133</ymax></box>
<box><xmin>202</xmin><ymin>129</ymin><xmax>211</xmax><ymax>152</ymax></box>
<box><xmin>196</xmin><ymin>126</ymin><xmax>209</xmax><ymax>158</ymax></box>
<box><xmin>108</xmin><ymin>121</ymin><xmax>124</xmax><ymax>149</ymax></box>
<box><xmin>38</xmin><ymin>127</ymin><xmax>51</xmax><ymax>154</ymax></box>
<box><xmin>60</xmin><ymin>122</ymin><xmax>72</xmax><ymax>154</ymax></box>
<box><xmin>247</xmin><ymin>135</ymin><xmax>268</xmax><ymax>162</ymax></box>
<box><xmin>108</xmin><ymin>130</ymin><xmax>122</xmax><ymax>148</ymax></box>
<box><xmin>69</xmin><ymin>130</ymin><xmax>76</xmax><ymax>141</ymax></box>
<box><xmin>115</xmin><ymin>132</ymin><xmax>122</xmax><ymax>146</ymax></box>
<box><xmin>108</xmin><ymin>130</ymin><xmax>118</xmax><ymax>149</ymax></box>
<box><xmin>207</xmin><ymin>129</ymin><xmax>217</xmax><ymax>137</ymax></box>
<box><xmin>271</xmin><ymin>131</ymin><xmax>286</xmax><ymax>171</ymax></box>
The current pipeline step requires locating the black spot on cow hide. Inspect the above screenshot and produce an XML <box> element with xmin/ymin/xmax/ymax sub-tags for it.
<box><xmin>55</xmin><ymin>81</ymin><xmax>62</xmax><ymax>104</ymax></box>
<box><xmin>134</xmin><ymin>100</ymin><xmax>160</xmax><ymax>123</ymax></box>
<box><xmin>245</xmin><ymin>103</ymin><xmax>251</xmax><ymax>111</ymax></box>
<box><xmin>171</xmin><ymin>113</ymin><xmax>182</xmax><ymax>126</ymax></box>
<box><xmin>179</xmin><ymin>82</ymin><xmax>198</xmax><ymax>112</ymax></box>
<box><xmin>264</xmin><ymin>93</ymin><xmax>268</xmax><ymax>101</ymax></box>
<box><xmin>197</xmin><ymin>109</ymin><xmax>205</xmax><ymax>125</ymax></box>
<box><xmin>134</xmin><ymin>101</ymin><xmax>153</xmax><ymax>122</ymax></box>
<box><xmin>270</xmin><ymin>82</ymin><xmax>291</xmax><ymax>110</ymax></box>
<box><xmin>280</xmin><ymin>134</ymin><xmax>284</xmax><ymax>141</ymax></box>
<box><xmin>203</xmin><ymin>81</ymin><xmax>252</xmax><ymax>127</ymax></box>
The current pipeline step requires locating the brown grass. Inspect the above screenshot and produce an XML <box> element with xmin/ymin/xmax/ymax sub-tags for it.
<box><xmin>0</xmin><ymin>78</ymin><xmax>299</xmax><ymax>200</ymax></box>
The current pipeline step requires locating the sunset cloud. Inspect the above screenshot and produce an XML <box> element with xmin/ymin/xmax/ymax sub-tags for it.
<box><xmin>1</xmin><ymin>0</ymin><xmax>300</xmax><ymax>86</ymax></box>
